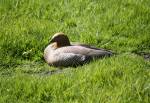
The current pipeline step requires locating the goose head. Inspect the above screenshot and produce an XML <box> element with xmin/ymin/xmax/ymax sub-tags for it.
<box><xmin>49</xmin><ymin>32</ymin><xmax>71</xmax><ymax>48</ymax></box>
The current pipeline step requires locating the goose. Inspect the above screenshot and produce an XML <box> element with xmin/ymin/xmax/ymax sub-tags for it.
<box><xmin>44</xmin><ymin>32</ymin><xmax>113</xmax><ymax>67</ymax></box>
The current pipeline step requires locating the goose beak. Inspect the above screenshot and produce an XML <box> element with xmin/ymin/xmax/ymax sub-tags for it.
<box><xmin>49</xmin><ymin>39</ymin><xmax>54</xmax><ymax>43</ymax></box>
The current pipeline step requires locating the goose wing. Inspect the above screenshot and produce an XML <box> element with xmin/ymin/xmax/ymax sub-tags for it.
<box><xmin>56</xmin><ymin>46</ymin><xmax>113</xmax><ymax>58</ymax></box>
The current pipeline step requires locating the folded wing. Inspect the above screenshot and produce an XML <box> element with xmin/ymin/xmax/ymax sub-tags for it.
<box><xmin>56</xmin><ymin>46</ymin><xmax>113</xmax><ymax>58</ymax></box>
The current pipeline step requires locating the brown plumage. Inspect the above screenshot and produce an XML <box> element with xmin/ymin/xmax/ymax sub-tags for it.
<box><xmin>44</xmin><ymin>32</ymin><xmax>113</xmax><ymax>67</ymax></box>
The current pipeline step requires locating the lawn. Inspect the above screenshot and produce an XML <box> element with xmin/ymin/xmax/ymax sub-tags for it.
<box><xmin>0</xmin><ymin>0</ymin><xmax>150</xmax><ymax>103</ymax></box>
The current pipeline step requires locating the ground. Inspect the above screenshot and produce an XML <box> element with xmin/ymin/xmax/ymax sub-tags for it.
<box><xmin>0</xmin><ymin>0</ymin><xmax>150</xmax><ymax>103</ymax></box>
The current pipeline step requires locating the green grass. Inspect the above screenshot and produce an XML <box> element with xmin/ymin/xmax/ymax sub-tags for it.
<box><xmin>0</xmin><ymin>0</ymin><xmax>150</xmax><ymax>103</ymax></box>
